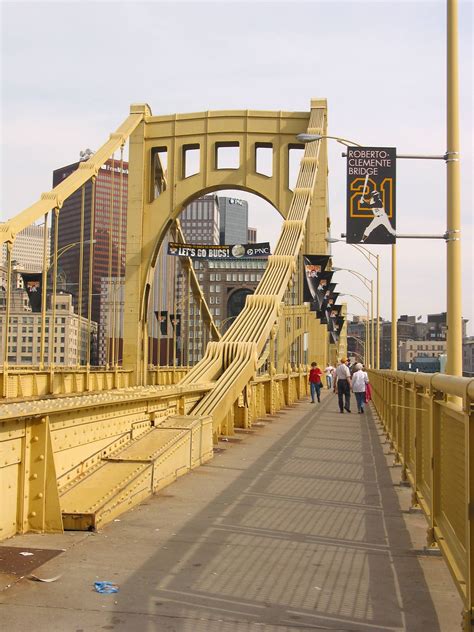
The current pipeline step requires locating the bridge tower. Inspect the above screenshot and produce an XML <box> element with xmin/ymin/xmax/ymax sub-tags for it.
<box><xmin>123</xmin><ymin>99</ymin><xmax>330</xmax><ymax>384</ymax></box>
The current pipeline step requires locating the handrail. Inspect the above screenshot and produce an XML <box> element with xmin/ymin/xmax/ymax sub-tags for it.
<box><xmin>369</xmin><ymin>368</ymin><xmax>474</xmax><ymax>631</ymax></box>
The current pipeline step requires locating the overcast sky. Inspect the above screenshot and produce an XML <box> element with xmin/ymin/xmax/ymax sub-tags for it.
<box><xmin>1</xmin><ymin>0</ymin><xmax>472</xmax><ymax>331</ymax></box>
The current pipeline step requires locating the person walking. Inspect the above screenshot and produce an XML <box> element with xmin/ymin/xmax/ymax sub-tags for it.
<box><xmin>309</xmin><ymin>362</ymin><xmax>323</xmax><ymax>403</ymax></box>
<box><xmin>324</xmin><ymin>364</ymin><xmax>334</xmax><ymax>389</ymax></box>
<box><xmin>351</xmin><ymin>363</ymin><xmax>369</xmax><ymax>413</ymax></box>
<box><xmin>334</xmin><ymin>358</ymin><xmax>351</xmax><ymax>413</ymax></box>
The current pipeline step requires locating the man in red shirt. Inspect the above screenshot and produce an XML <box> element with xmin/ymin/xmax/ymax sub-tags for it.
<box><xmin>309</xmin><ymin>362</ymin><xmax>323</xmax><ymax>403</ymax></box>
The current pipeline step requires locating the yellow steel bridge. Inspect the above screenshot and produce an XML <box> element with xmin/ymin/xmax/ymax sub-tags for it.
<box><xmin>0</xmin><ymin>100</ymin><xmax>473</xmax><ymax>629</ymax></box>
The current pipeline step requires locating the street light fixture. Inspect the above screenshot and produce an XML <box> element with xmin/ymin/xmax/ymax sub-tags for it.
<box><xmin>327</xmin><ymin>238</ymin><xmax>381</xmax><ymax>369</ymax></box>
<box><xmin>332</xmin><ymin>267</ymin><xmax>374</xmax><ymax>368</ymax></box>
<box><xmin>296</xmin><ymin>133</ymin><xmax>362</xmax><ymax>148</ymax></box>
<box><xmin>339</xmin><ymin>293</ymin><xmax>371</xmax><ymax>367</ymax></box>
<box><xmin>347</xmin><ymin>335</ymin><xmax>367</xmax><ymax>366</ymax></box>
<box><xmin>47</xmin><ymin>240</ymin><xmax>96</xmax><ymax>271</ymax></box>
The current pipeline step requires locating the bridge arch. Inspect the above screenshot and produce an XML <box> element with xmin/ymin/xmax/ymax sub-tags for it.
<box><xmin>123</xmin><ymin>104</ymin><xmax>326</xmax><ymax>382</ymax></box>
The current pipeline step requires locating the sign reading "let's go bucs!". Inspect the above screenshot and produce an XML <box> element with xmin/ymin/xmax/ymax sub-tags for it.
<box><xmin>346</xmin><ymin>147</ymin><xmax>396</xmax><ymax>245</ymax></box>
<box><xmin>167</xmin><ymin>242</ymin><xmax>271</xmax><ymax>259</ymax></box>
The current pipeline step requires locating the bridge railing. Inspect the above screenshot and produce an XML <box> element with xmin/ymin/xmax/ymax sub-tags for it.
<box><xmin>369</xmin><ymin>369</ymin><xmax>474</xmax><ymax>631</ymax></box>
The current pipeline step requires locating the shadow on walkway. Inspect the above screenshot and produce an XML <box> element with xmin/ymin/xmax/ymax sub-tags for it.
<box><xmin>109</xmin><ymin>392</ymin><xmax>448</xmax><ymax>631</ymax></box>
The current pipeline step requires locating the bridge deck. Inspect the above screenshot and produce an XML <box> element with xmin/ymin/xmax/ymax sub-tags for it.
<box><xmin>0</xmin><ymin>391</ymin><xmax>462</xmax><ymax>631</ymax></box>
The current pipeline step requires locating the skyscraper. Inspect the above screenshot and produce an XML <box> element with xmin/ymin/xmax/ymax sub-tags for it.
<box><xmin>52</xmin><ymin>157</ymin><xmax>128</xmax><ymax>362</ymax></box>
<box><xmin>180</xmin><ymin>195</ymin><xmax>220</xmax><ymax>244</ymax></box>
<box><xmin>52</xmin><ymin>157</ymin><xmax>128</xmax><ymax>318</ymax></box>
<box><xmin>1</xmin><ymin>224</ymin><xmax>50</xmax><ymax>272</ymax></box>
<box><xmin>218</xmin><ymin>196</ymin><xmax>248</xmax><ymax>245</ymax></box>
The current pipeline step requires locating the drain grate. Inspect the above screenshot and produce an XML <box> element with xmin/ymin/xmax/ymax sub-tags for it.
<box><xmin>0</xmin><ymin>547</ymin><xmax>63</xmax><ymax>577</ymax></box>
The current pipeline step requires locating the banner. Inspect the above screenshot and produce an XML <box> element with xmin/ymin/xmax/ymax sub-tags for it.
<box><xmin>154</xmin><ymin>310</ymin><xmax>168</xmax><ymax>335</ymax></box>
<box><xmin>20</xmin><ymin>273</ymin><xmax>42</xmax><ymax>313</ymax></box>
<box><xmin>329</xmin><ymin>317</ymin><xmax>345</xmax><ymax>345</ymax></box>
<box><xmin>167</xmin><ymin>242</ymin><xmax>271</xmax><ymax>259</ymax></box>
<box><xmin>329</xmin><ymin>330</ymin><xmax>339</xmax><ymax>345</ymax></box>
<box><xmin>321</xmin><ymin>291</ymin><xmax>339</xmax><ymax>312</ymax></box>
<box><xmin>302</xmin><ymin>255</ymin><xmax>331</xmax><ymax>303</ymax></box>
<box><xmin>310</xmin><ymin>271</ymin><xmax>334</xmax><ymax>311</ymax></box>
<box><xmin>346</xmin><ymin>147</ymin><xmax>396</xmax><ymax>244</ymax></box>
<box><xmin>170</xmin><ymin>313</ymin><xmax>181</xmax><ymax>337</ymax></box>
<box><xmin>316</xmin><ymin>310</ymin><xmax>327</xmax><ymax>324</ymax></box>
<box><xmin>327</xmin><ymin>305</ymin><xmax>342</xmax><ymax>332</ymax></box>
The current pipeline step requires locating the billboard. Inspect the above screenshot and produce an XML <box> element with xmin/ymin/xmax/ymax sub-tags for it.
<box><xmin>346</xmin><ymin>147</ymin><xmax>396</xmax><ymax>244</ymax></box>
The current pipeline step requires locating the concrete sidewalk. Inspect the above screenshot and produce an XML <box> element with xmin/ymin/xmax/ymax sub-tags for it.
<box><xmin>0</xmin><ymin>390</ymin><xmax>462</xmax><ymax>631</ymax></box>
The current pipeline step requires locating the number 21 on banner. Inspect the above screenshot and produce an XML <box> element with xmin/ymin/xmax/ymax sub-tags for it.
<box><xmin>349</xmin><ymin>177</ymin><xmax>394</xmax><ymax>219</ymax></box>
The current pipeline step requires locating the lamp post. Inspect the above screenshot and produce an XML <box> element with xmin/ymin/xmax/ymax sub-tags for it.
<box><xmin>299</xmin><ymin>21</ymin><xmax>464</xmax><ymax>375</ymax></box>
<box><xmin>327</xmin><ymin>238</ymin><xmax>381</xmax><ymax>369</ymax></box>
<box><xmin>339</xmin><ymin>293</ymin><xmax>370</xmax><ymax>367</ymax></box>
<box><xmin>47</xmin><ymin>240</ymin><xmax>95</xmax><ymax>271</ymax></box>
<box><xmin>446</xmin><ymin>0</ymin><xmax>462</xmax><ymax>376</ymax></box>
<box><xmin>347</xmin><ymin>334</ymin><xmax>366</xmax><ymax>366</ymax></box>
<box><xmin>332</xmin><ymin>267</ymin><xmax>374</xmax><ymax>369</ymax></box>
<box><xmin>298</xmin><ymin>132</ymin><xmax>396</xmax><ymax>371</ymax></box>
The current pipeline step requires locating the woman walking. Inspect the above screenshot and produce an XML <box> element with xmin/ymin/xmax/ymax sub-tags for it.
<box><xmin>351</xmin><ymin>363</ymin><xmax>369</xmax><ymax>413</ymax></box>
<box><xmin>309</xmin><ymin>362</ymin><xmax>323</xmax><ymax>403</ymax></box>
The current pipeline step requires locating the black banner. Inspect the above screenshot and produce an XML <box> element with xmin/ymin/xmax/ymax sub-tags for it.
<box><xmin>21</xmin><ymin>273</ymin><xmax>42</xmax><ymax>312</ymax></box>
<box><xmin>302</xmin><ymin>255</ymin><xmax>331</xmax><ymax>303</ymax></box>
<box><xmin>316</xmin><ymin>310</ymin><xmax>327</xmax><ymax>324</ymax></box>
<box><xmin>155</xmin><ymin>310</ymin><xmax>168</xmax><ymax>335</ymax></box>
<box><xmin>167</xmin><ymin>242</ymin><xmax>270</xmax><ymax>259</ymax></box>
<box><xmin>330</xmin><ymin>316</ymin><xmax>345</xmax><ymax>344</ymax></box>
<box><xmin>321</xmin><ymin>291</ymin><xmax>340</xmax><ymax>312</ymax></box>
<box><xmin>170</xmin><ymin>313</ymin><xmax>181</xmax><ymax>337</ymax></box>
<box><xmin>309</xmin><ymin>271</ymin><xmax>334</xmax><ymax>311</ymax></box>
<box><xmin>327</xmin><ymin>305</ymin><xmax>342</xmax><ymax>332</ymax></box>
<box><xmin>346</xmin><ymin>147</ymin><xmax>396</xmax><ymax>244</ymax></box>
<box><xmin>329</xmin><ymin>330</ymin><xmax>339</xmax><ymax>345</ymax></box>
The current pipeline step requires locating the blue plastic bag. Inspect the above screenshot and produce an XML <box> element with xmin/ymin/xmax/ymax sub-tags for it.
<box><xmin>94</xmin><ymin>581</ymin><xmax>119</xmax><ymax>594</ymax></box>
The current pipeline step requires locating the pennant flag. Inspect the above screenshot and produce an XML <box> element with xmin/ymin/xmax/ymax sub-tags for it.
<box><xmin>20</xmin><ymin>273</ymin><xmax>42</xmax><ymax>312</ymax></box>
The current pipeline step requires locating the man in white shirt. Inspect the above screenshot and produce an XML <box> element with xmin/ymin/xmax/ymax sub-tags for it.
<box><xmin>324</xmin><ymin>364</ymin><xmax>334</xmax><ymax>389</ymax></box>
<box><xmin>334</xmin><ymin>359</ymin><xmax>352</xmax><ymax>413</ymax></box>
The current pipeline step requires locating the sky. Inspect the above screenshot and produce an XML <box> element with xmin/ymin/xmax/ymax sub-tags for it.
<box><xmin>1</xmin><ymin>0</ymin><xmax>472</xmax><ymax>331</ymax></box>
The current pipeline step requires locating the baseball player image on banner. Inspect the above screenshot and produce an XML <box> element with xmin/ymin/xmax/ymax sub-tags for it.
<box><xmin>309</xmin><ymin>271</ymin><xmax>334</xmax><ymax>312</ymax></box>
<box><xmin>346</xmin><ymin>147</ymin><xmax>396</xmax><ymax>244</ymax></box>
<box><xmin>302</xmin><ymin>255</ymin><xmax>331</xmax><ymax>303</ymax></box>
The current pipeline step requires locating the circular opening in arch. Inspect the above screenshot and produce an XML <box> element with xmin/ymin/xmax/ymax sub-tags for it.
<box><xmin>227</xmin><ymin>287</ymin><xmax>254</xmax><ymax>319</ymax></box>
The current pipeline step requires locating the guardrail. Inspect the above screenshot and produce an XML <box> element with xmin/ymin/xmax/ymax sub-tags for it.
<box><xmin>0</xmin><ymin>367</ymin><xmax>309</xmax><ymax>539</ymax></box>
<box><xmin>369</xmin><ymin>369</ymin><xmax>474</xmax><ymax>631</ymax></box>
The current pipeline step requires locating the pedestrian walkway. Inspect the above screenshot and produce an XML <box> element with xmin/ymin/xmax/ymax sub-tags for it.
<box><xmin>0</xmin><ymin>390</ymin><xmax>462</xmax><ymax>631</ymax></box>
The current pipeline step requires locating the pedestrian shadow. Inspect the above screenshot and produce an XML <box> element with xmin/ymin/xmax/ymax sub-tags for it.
<box><xmin>111</xmin><ymin>395</ymin><xmax>445</xmax><ymax>631</ymax></box>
